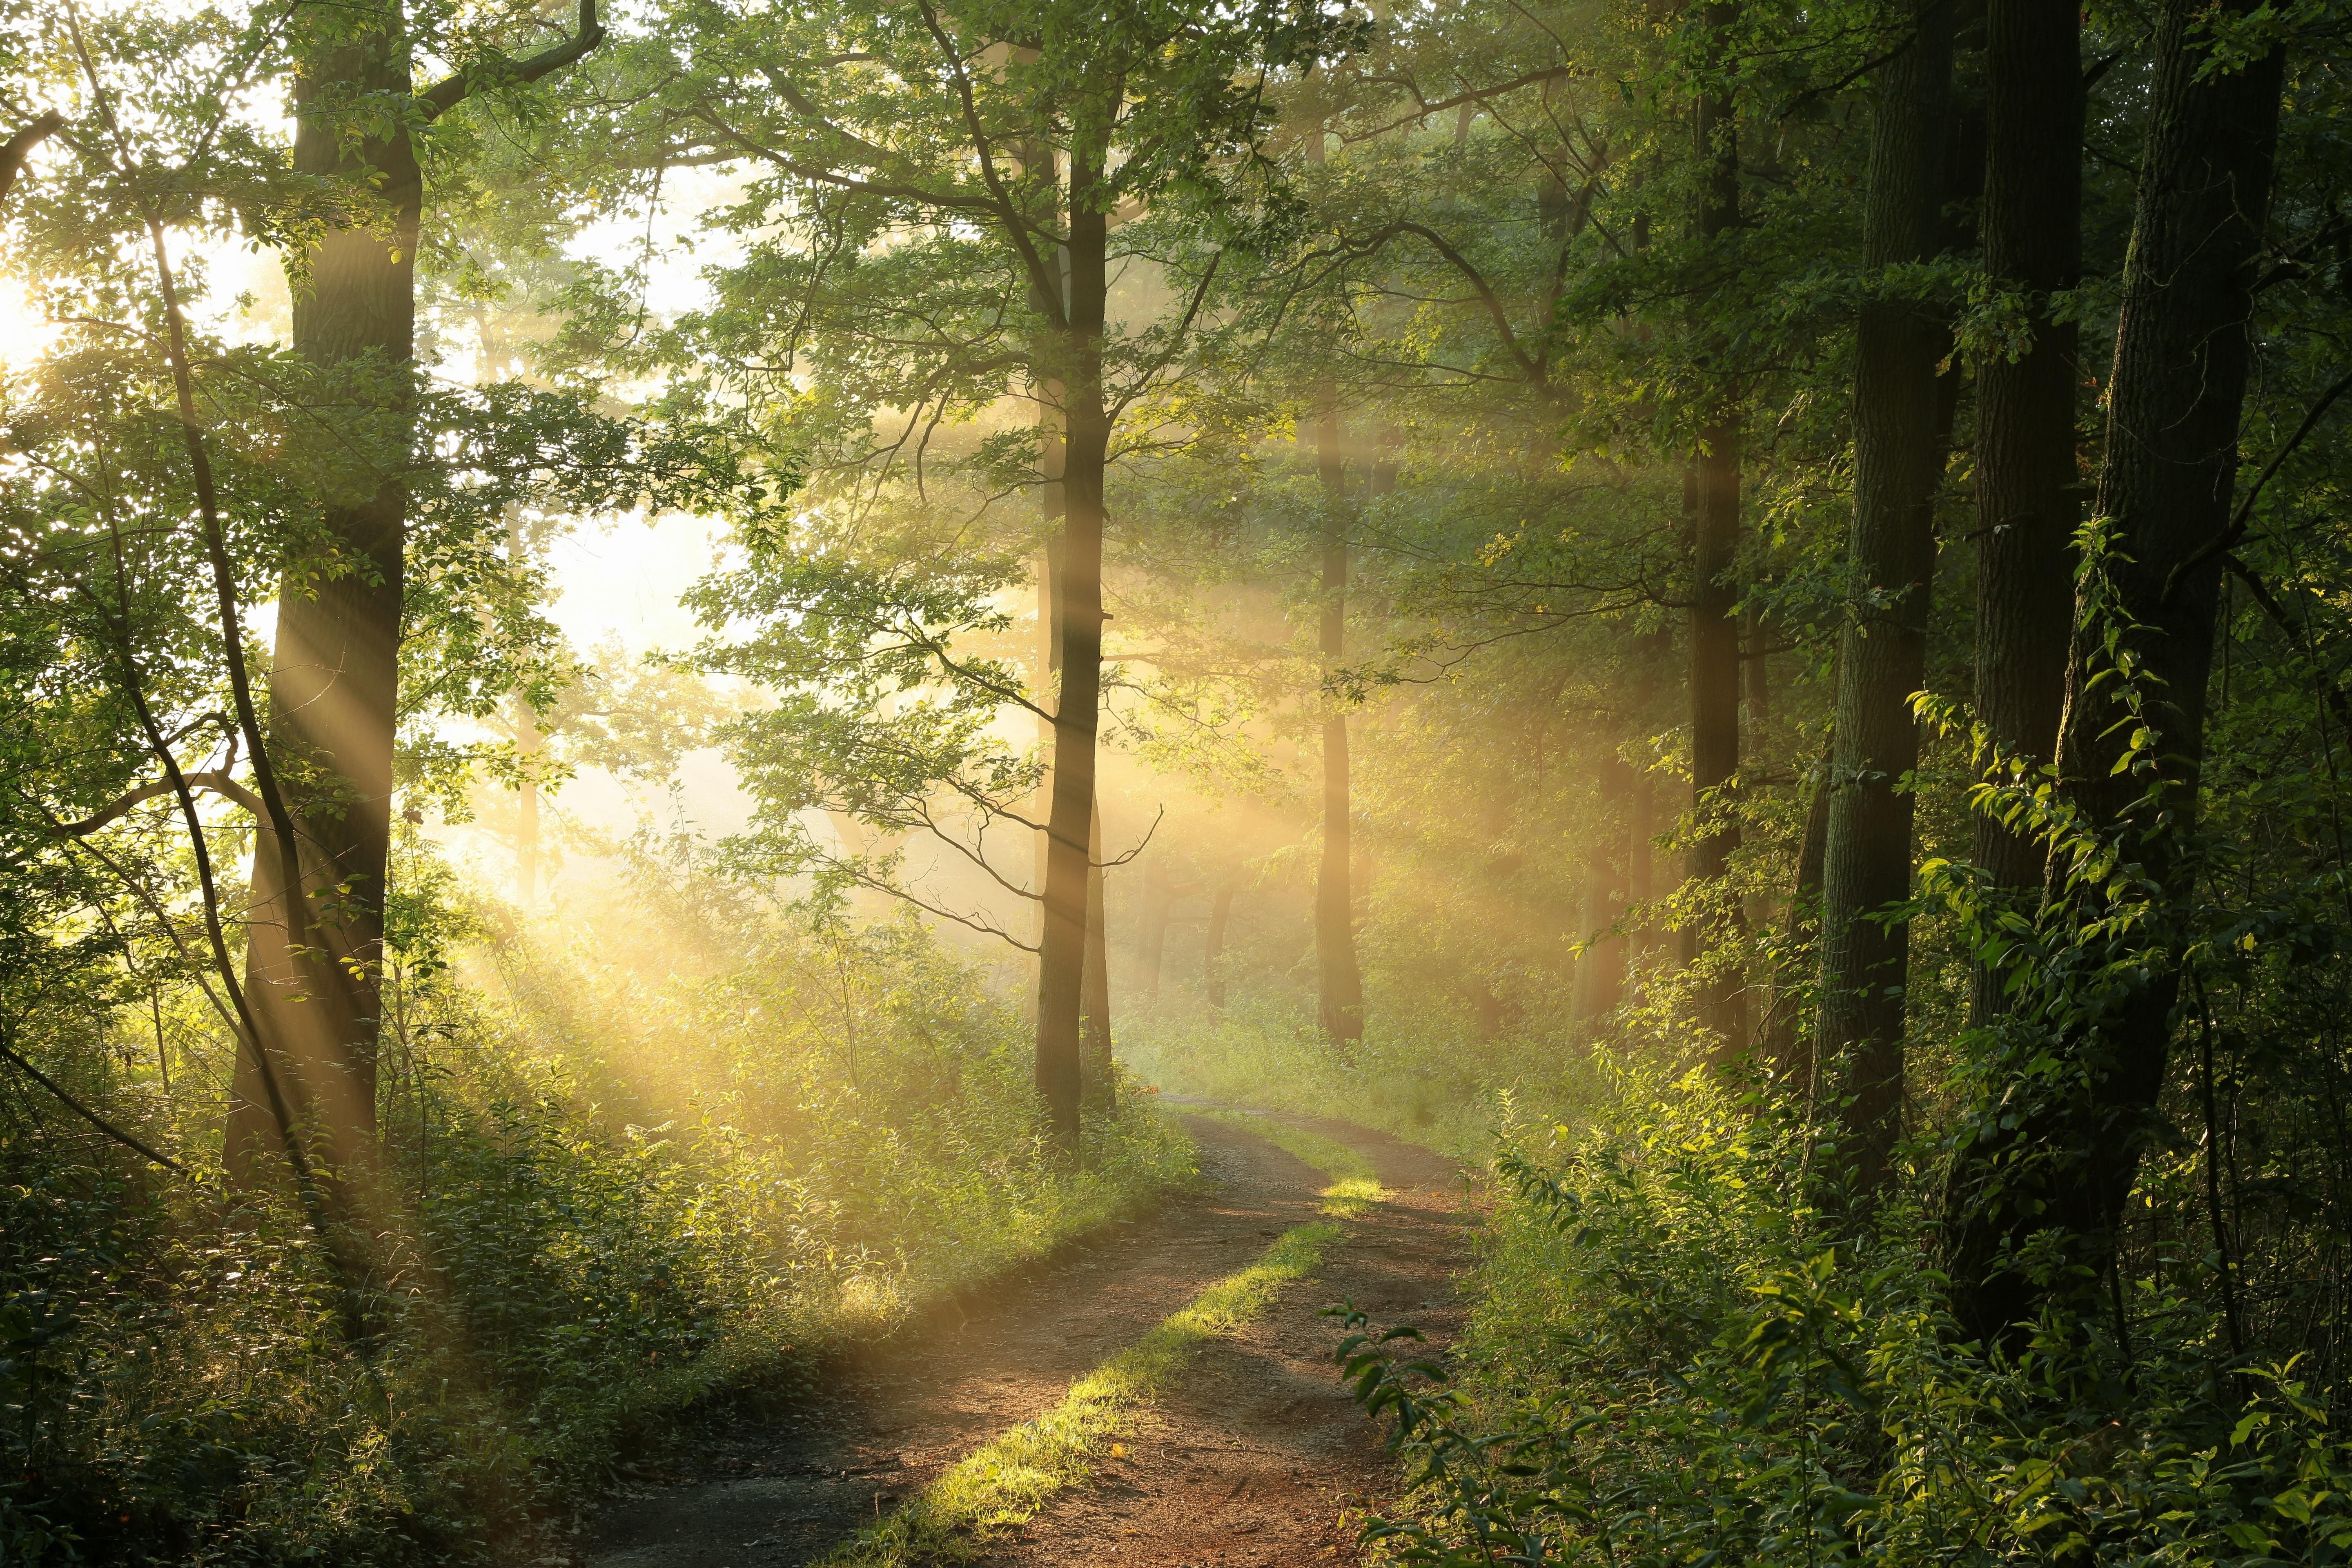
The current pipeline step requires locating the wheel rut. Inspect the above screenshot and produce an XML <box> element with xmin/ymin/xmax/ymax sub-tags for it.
<box><xmin>571</xmin><ymin>1107</ymin><xmax>1469</xmax><ymax>1568</ymax></box>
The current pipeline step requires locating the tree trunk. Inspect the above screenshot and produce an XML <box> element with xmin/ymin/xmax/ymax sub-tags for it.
<box><xmin>1968</xmin><ymin>0</ymin><xmax>2085</xmax><ymax>1025</ymax></box>
<box><xmin>1081</xmin><ymin>799</ymin><xmax>1115</xmax><ymax>1118</ymax></box>
<box><xmin>515</xmin><ymin>697</ymin><xmax>541</xmax><ymax>907</ymax></box>
<box><xmin>1686</xmin><ymin>18</ymin><xmax>1746</xmax><ymax>1051</ymax></box>
<box><xmin>1943</xmin><ymin>0</ymin><xmax>2283</xmax><ymax>1346</ymax></box>
<box><xmin>1204</xmin><ymin>883</ymin><xmax>1233</xmax><ymax>1009</ymax></box>
<box><xmin>1762</xmin><ymin>735</ymin><xmax>1835</xmax><ymax>1085</ymax></box>
<box><xmin>1314</xmin><ymin>389</ymin><xmax>1368</xmax><ymax>1045</ymax></box>
<box><xmin>1034</xmin><ymin>164</ymin><xmax>1109</xmax><ymax>1157</ymax></box>
<box><xmin>1137</xmin><ymin>856</ymin><xmax>1172</xmax><ymax>1000</ymax></box>
<box><xmin>226</xmin><ymin>21</ymin><xmax>416</xmax><ymax>1188</ymax></box>
<box><xmin>1572</xmin><ymin>755</ymin><xmax>1633</xmax><ymax>1021</ymax></box>
<box><xmin>1817</xmin><ymin>0</ymin><xmax>1956</xmax><ymax>1194</ymax></box>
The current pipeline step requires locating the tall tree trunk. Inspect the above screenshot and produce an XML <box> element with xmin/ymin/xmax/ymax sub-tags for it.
<box><xmin>225</xmin><ymin>20</ymin><xmax>417</xmax><ymax>1188</ymax></box>
<box><xmin>1943</xmin><ymin>0</ymin><xmax>2283</xmax><ymax>1347</ymax></box>
<box><xmin>1686</xmin><ymin>13</ymin><xmax>1747</xmax><ymax>1051</ymax></box>
<box><xmin>515</xmin><ymin>697</ymin><xmax>541</xmax><ymax>907</ymax></box>
<box><xmin>1204</xmin><ymin>883</ymin><xmax>1233</xmax><ymax>1009</ymax></box>
<box><xmin>1818</xmin><ymin>0</ymin><xmax>1956</xmax><ymax>1193</ymax></box>
<box><xmin>508</xmin><ymin>512</ymin><xmax>541</xmax><ymax>909</ymax></box>
<box><xmin>1081</xmin><ymin>799</ymin><xmax>1115</xmax><ymax>1118</ymax></box>
<box><xmin>223</xmin><ymin>0</ymin><xmax>601</xmax><ymax>1189</ymax></box>
<box><xmin>1762</xmin><ymin>734</ymin><xmax>1835</xmax><ymax>1086</ymax></box>
<box><xmin>1572</xmin><ymin>755</ymin><xmax>1633</xmax><ymax>1020</ymax></box>
<box><xmin>1137</xmin><ymin>857</ymin><xmax>1172</xmax><ymax>1001</ymax></box>
<box><xmin>1969</xmin><ymin>0</ymin><xmax>2085</xmax><ymax>1024</ymax></box>
<box><xmin>1314</xmin><ymin>389</ymin><xmax>1368</xmax><ymax>1045</ymax></box>
<box><xmin>1035</xmin><ymin>162</ymin><xmax>1110</xmax><ymax>1156</ymax></box>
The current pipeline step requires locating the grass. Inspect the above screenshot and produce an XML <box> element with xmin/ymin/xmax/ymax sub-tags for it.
<box><xmin>819</xmin><ymin>1115</ymin><xmax>1388</xmax><ymax>1566</ymax></box>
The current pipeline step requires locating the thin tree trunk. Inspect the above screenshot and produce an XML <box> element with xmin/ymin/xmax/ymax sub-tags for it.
<box><xmin>1035</xmin><ymin>160</ymin><xmax>1110</xmax><ymax>1156</ymax></box>
<box><xmin>1762</xmin><ymin>734</ymin><xmax>1835</xmax><ymax>1086</ymax></box>
<box><xmin>1969</xmin><ymin>0</ymin><xmax>2085</xmax><ymax>1024</ymax></box>
<box><xmin>1944</xmin><ymin>0</ymin><xmax>2283</xmax><ymax>1346</ymax></box>
<box><xmin>1818</xmin><ymin>0</ymin><xmax>1956</xmax><ymax>1193</ymax></box>
<box><xmin>1572</xmin><ymin>755</ymin><xmax>1633</xmax><ymax>1020</ymax></box>
<box><xmin>1314</xmin><ymin>389</ymin><xmax>1367</xmax><ymax>1045</ymax></box>
<box><xmin>509</xmin><ymin>514</ymin><xmax>541</xmax><ymax>909</ymax></box>
<box><xmin>1081</xmin><ymin>798</ymin><xmax>1114</xmax><ymax>1118</ymax></box>
<box><xmin>1137</xmin><ymin>858</ymin><xmax>1172</xmax><ymax>1000</ymax></box>
<box><xmin>515</xmin><ymin>699</ymin><xmax>541</xmax><ymax>907</ymax></box>
<box><xmin>1204</xmin><ymin>883</ymin><xmax>1234</xmax><ymax>1009</ymax></box>
<box><xmin>1686</xmin><ymin>14</ymin><xmax>1747</xmax><ymax>1051</ymax></box>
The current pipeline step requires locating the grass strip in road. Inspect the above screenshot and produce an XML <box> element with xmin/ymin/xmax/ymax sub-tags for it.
<box><xmin>820</xmin><ymin>1219</ymin><xmax>1343</xmax><ymax>1566</ymax></box>
<box><xmin>1186</xmin><ymin>1107</ymin><xmax>1385</xmax><ymax>1217</ymax></box>
<box><xmin>820</xmin><ymin>1115</ymin><xmax>1387</xmax><ymax>1567</ymax></box>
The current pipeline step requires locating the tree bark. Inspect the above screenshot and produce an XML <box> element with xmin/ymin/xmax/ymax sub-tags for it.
<box><xmin>1314</xmin><ymin>388</ymin><xmax>1368</xmax><ymax>1045</ymax></box>
<box><xmin>1818</xmin><ymin>0</ymin><xmax>1956</xmax><ymax>1193</ymax></box>
<box><xmin>1136</xmin><ymin>856</ymin><xmax>1172</xmax><ymax>1000</ymax></box>
<box><xmin>1204</xmin><ymin>882</ymin><xmax>1234</xmax><ymax>1009</ymax></box>
<box><xmin>1762</xmin><ymin>735</ymin><xmax>1834</xmax><ymax>1086</ymax></box>
<box><xmin>1034</xmin><ymin>158</ymin><xmax>1109</xmax><ymax>1157</ymax></box>
<box><xmin>223</xmin><ymin>0</ymin><xmax>600</xmax><ymax>1189</ymax></box>
<box><xmin>226</xmin><ymin>20</ymin><xmax>417</xmax><ymax>1188</ymax></box>
<box><xmin>509</xmin><ymin>517</ymin><xmax>542</xmax><ymax>909</ymax></box>
<box><xmin>1686</xmin><ymin>13</ymin><xmax>1747</xmax><ymax>1051</ymax></box>
<box><xmin>1968</xmin><ymin>0</ymin><xmax>2085</xmax><ymax>1024</ymax></box>
<box><xmin>1943</xmin><ymin>0</ymin><xmax>2283</xmax><ymax>1346</ymax></box>
<box><xmin>1081</xmin><ymin>798</ymin><xmax>1114</xmax><ymax>1118</ymax></box>
<box><xmin>1572</xmin><ymin>755</ymin><xmax>1633</xmax><ymax>1020</ymax></box>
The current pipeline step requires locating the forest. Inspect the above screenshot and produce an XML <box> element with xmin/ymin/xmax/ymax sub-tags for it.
<box><xmin>1</xmin><ymin>0</ymin><xmax>2348</xmax><ymax>1560</ymax></box>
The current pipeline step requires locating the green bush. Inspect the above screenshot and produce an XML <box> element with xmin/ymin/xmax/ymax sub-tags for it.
<box><xmin>1335</xmin><ymin>1061</ymin><xmax>2352</xmax><ymax>1568</ymax></box>
<box><xmin>0</xmin><ymin>856</ymin><xmax>1190</xmax><ymax>1565</ymax></box>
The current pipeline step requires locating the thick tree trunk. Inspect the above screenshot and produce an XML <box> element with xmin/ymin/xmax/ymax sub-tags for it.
<box><xmin>1035</xmin><ymin>176</ymin><xmax>1110</xmax><ymax>1156</ymax></box>
<box><xmin>1969</xmin><ymin>0</ymin><xmax>2085</xmax><ymax>1024</ymax></box>
<box><xmin>1686</xmin><ymin>22</ymin><xmax>1747</xmax><ymax>1051</ymax></box>
<box><xmin>1944</xmin><ymin>0</ymin><xmax>2283</xmax><ymax>1346</ymax></box>
<box><xmin>1818</xmin><ymin>0</ymin><xmax>1956</xmax><ymax>1193</ymax></box>
<box><xmin>226</xmin><ymin>24</ymin><xmax>416</xmax><ymax>1188</ymax></box>
<box><xmin>1314</xmin><ymin>391</ymin><xmax>1368</xmax><ymax>1045</ymax></box>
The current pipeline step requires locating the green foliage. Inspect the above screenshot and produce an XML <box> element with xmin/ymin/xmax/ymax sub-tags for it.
<box><xmin>0</xmin><ymin>845</ymin><xmax>1190</xmax><ymax>1565</ymax></box>
<box><xmin>1338</xmin><ymin>1065</ymin><xmax>2352</xmax><ymax>1568</ymax></box>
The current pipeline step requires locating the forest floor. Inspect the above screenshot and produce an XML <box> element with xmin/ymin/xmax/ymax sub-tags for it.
<box><xmin>568</xmin><ymin>1105</ymin><xmax>1469</xmax><ymax>1568</ymax></box>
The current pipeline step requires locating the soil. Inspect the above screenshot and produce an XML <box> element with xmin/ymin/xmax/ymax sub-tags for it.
<box><xmin>572</xmin><ymin>1107</ymin><xmax>1470</xmax><ymax>1568</ymax></box>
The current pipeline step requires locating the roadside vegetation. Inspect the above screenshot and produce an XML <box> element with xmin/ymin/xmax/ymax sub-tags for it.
<box><xmin>4</xmin><ymin>0</ymin><xmax>2349</xmax><ymax>1561</ymax></box>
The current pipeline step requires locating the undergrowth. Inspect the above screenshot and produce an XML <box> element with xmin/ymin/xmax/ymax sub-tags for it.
<box><xmin>1122</xmin><ymin>1000</ymin><xmax>1602</xmax><ymax>1158</ymax></box>
<box><xmin>0</xmin><ymin>848</ymin><xmax>1191</xmax><ymax>1566</ymax></box>
<box><xmin>1333</xmin><ymin>1058</ymin><xmax>2352</xmax><ymax>1567</ymax></box>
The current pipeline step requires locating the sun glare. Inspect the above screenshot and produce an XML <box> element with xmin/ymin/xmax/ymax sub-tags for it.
<box><xmin>0</xmin><ymin>278</ymin><xmax>60</xmax><ymax>372</ymax></box>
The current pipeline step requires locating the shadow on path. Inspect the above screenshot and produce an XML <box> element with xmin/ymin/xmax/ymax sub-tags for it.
<box><xmin>572</xmin><ymin>1108</ymin><xmax>1472</xmax><ymax>1568</ymax></box>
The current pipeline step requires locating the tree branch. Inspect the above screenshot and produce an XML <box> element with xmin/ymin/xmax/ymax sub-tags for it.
<box><xmin>2226</xmin><ymin>553</ymin><xmax>2352</xmax><ymax>739</ymax></box>
<box><xmin>0</xmin><ymin>109</ymin><xmax>63</xmax><ymax>209</ymax></box>
<box><xmin>51</xmin><ymin>771</ymin><xmax>272</xmax><ymax>837</ymax></box>
<box><xmin>420</xmin><ymin>0</ymin><xmax>606</xmax><ymax>120</ymax></box>
<box><xmin>2166</xmin><ymin>367</ymin><xmax>2352</xmax><ymax>603</ymax></box>
<box><xmin>0</xmin><ymin>1033</ymin><xmax>188</xmax><ymax>1174</ymax></box>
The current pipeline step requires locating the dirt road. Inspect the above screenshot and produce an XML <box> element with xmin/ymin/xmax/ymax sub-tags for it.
<box><xmin>575</xmin><ymin>1108</ymin><xmax>1468</xmax><ymax>1568</ymax></box>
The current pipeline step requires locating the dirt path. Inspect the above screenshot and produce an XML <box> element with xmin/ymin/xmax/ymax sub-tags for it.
<box><xmin>574</xmin><ymin>1108</ymin><xmax>1468</xmax><ymax>1568</ymax></box>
